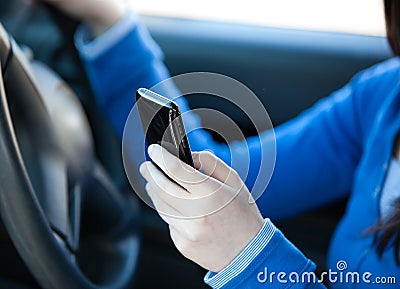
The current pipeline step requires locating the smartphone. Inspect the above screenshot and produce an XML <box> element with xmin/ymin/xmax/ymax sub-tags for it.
<box><xmin>136</xmin><ymin>88</ymin><xmax>194</xmax><ymax>167</ymax></box>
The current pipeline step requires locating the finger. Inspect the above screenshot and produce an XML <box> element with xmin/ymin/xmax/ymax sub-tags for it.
<box><xmin>140</xmin><ymin>161</ymin><xmax>189</xmax><ymax>199</ymax></box>
<box><xmin>141</xmin><ymin>160</ymin><xmax>242</xmax><ymax>218</ymax></box>
<box><xmin>144</xmin><ymin>182</ymin><xmax>182</xmax><ymax>221</ymax></box>
<box><xmin>192</xmin><ymin>151</ymin><xmax>241</xmax><ymax>188</ymax></box>
<box><xmin>140</xmin><ymin>162</ymin><xmax>201</xmax><ymax>217</ymax></box>
<box><xmin>148</xmin><ymin>144</ymin><xmax>223</xmax><ymax>194</ymax></box>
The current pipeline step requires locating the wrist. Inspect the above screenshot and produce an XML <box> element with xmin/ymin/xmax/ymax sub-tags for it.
<box><xmin>229</xmin><ymin>217</ymin><xmax>264</xmax><ymax>268</ymax></box>
<box><xmin>223</xmin><ymin>211</ymin><xmax>264</xmax><ymax>271</ymax></box>
<box><xmin>205</xmin><ymin>219</ymin><xmax>277</xmax><ymax>288</ymax></box>
<box><xmin>74</xmin><ymin>10</ymin><xmax>141</xmax><ymax>61</ymax></box>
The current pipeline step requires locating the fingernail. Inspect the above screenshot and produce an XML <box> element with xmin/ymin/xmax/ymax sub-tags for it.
<box><xmin>139</xmin><ymin>163</ymin><xmax>147</xmax><ymax>175</ymax></box>
<box><xmin>145</xmin><ymin>182</ymin><xmax>151</xmax><ymax>192</ymax></box>
<box><xmin>148</xmin><ymin>144</ymin><xmax>161</xmax><ymax>157</ymax></box>
<box><xmin>148</xmin><ymin>144</ymin><xmax>155</xmax><ymax>156</ymax></box>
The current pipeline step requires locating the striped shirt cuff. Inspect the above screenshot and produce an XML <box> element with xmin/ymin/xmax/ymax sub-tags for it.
<box><xmin>204</xmin><ymin>218</ymin><xmax>276</xmax><ymax>289</ymax></box>
<box><xmin>74</xmin><ymin>10</ymin><xmax>139</xmax><ymax>60</ymax></box>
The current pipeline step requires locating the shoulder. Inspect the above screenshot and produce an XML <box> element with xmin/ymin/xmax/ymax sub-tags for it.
<box><xmin>353</xmin><ymin>57</ymin><xmax>400</xmax><ymax>90</ymax></box>
<box><xmin>350</xmin><ymin>57</ymin><xmax>400</xmax><ymax>141</ymax></box>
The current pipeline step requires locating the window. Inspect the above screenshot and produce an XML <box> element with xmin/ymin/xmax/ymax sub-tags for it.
<box><xmin>129</xmin><ymin>0</ymin><xmax>386</xmax><ymax>36</ymax></box>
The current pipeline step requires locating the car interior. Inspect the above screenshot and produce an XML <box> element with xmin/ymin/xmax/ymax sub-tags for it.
<box><xmin>0</xmin><ymin>0</ymin><xmax>392</xmax><ymax>288</ymax></box>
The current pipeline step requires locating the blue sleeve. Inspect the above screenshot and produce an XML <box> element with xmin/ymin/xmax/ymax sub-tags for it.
<box><xmin>75</xmin><ymin>13</ymin><xmax>369</xmax><ymax>220</ymax></box>
<box><xmin>204</xmin><ymin>219</ymin><xmax>326</xmax><ymax>289</ymax></box>
<box><xmin>259</xmin><ymin>58</ymin><xmax>400</xmax><ymax>219</ymax></box>
<box><xmin>258</xmin><ymin>79</ymin><xmax>364</xmax><ymax>219</ymax></box>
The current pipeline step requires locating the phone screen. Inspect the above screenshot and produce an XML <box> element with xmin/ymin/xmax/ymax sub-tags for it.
<box><xmin>136</xmin><ymin>88</ymin><xmax>194</xmax><ymax>167</ymax></box>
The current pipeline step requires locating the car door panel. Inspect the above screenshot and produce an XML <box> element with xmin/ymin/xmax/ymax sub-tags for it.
<box><xmin>145</xmin><ymin>16</ymin><xmax>391</xmax><ymax>130</ymax></box>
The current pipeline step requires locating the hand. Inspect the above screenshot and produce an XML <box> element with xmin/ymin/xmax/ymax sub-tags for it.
<box><xmin>139</xmin><ymin>145</ymin><xmax>264</xmax><ymax>272</ymax></box>
<box><xmin>30</xmin><ymin>0</ymin><xmax>127</xmax><ymax>37</ymax></box>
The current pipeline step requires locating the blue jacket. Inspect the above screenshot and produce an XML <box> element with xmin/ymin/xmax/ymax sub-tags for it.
<box><xmin>76</xmin><ymin>15</ymin><xmax>400</xmax><ymax>288</ymax></box>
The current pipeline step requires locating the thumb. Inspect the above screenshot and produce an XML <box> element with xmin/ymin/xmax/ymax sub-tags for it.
<box><xmin>192</xmin><ymin>151</ymin><xmax>241</xmax><ymax>187</ymax></box>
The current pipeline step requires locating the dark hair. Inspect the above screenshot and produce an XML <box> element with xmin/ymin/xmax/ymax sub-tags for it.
<box><xmin>384</xmin><ymin>0</ymin><xmax>400</xmax><ymax>55</ymax></box>
<box><xmin>373</xmin><ymin>0</ymin><xmax>400</xmax><ymax>265</ymax></box>
<box><xmin>374</xmin><ymin>199</ymin><xmax>400</xmax><ymax>264</ymax></box>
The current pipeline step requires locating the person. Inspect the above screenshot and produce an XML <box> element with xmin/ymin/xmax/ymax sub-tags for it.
<box><xmin>39</xmin><ymin>0</ymin><xmax>400</xmax><ymax>288</ymax></box>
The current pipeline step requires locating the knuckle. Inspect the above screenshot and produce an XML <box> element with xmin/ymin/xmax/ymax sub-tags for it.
<box><xmin>195</xmin><ymin>216</ymin><xmax>209</xmax><ymax>229</ymax></box>
<box><xmin>231</xmin><ymin>169</ymin><xmax>240</xmax><ymax>179</ymax></box>
<box><xmin>192</xmin><ymin>152</ymin><xmax>200</xmax><ymax>162</ymax></box>
<box><xmin>184</xmin><ymin>225</ymin><xmax>200</xmax><ymax>242</ymax></box>
<box><xmin>177</xmin><ymin>239</ymin><xmax>192</xmax><ymax>256</ymax></box>
<box><xmin>228</xmin><ymin>168</ymin><xmax>241</xmax><ymax>183</ymax></box>
<box><xmin>200</xmin><ymin>150</ymin><xmax>215</xmax><ymax>163</ymax></box>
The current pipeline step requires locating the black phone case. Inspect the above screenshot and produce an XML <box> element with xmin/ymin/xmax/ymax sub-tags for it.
<box><xmin>136</xmin><ymin>88</ymin><xmax>194</xmax><ymax>168</ymax></box>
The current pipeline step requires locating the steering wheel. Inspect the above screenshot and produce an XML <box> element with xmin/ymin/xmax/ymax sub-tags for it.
<box><xmin>0</xmin><ymin>17</ymin><xmax>140</xmax><ymax>289</ymax></box>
